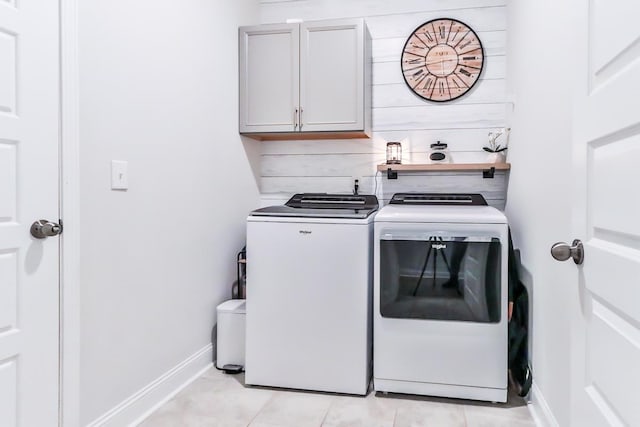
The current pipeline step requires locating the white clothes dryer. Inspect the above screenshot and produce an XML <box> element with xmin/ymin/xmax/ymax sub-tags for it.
<box><xmin>373</xmin><ymin>193</ymin><xmax>508</xmax><ymax>402</ymax></box>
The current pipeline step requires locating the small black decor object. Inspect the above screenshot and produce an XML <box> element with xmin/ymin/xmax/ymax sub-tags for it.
<box><xmin>428</xmin><ymin>141</ymin><xmax>450</xmax><ymax>163</ymax></box>
<box><xmin>386</xmin><ymin>142</ymin><xmax>402</xmax><ymax>164</ymax></box>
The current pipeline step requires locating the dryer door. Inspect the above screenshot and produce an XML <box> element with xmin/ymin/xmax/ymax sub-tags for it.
<box><xmin>379</xmin><ymin>234</ymin><xmax>501</xmax><ymax>323</ymax></box>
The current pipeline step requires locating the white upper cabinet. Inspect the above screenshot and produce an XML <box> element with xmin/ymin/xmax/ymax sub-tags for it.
<box><xmin>239</xmin><ymin>18</ymin><xmax>371</xmax><ymax>140</ymax></box>
<box><xmin>239</xmin><ymin>24</ymin><xmax>300</xmax><ymax>134</ymax></box>
<box><xmin>300</xmin><ymin>20</ymin><xmax>365</xmax><ymax>132</ymax></box>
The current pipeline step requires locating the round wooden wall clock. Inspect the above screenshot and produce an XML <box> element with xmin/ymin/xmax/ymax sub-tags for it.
<box><xmin>401</xmin><ymin>18</ymin><xmax>484</xmax><ymax>102</ymax></box>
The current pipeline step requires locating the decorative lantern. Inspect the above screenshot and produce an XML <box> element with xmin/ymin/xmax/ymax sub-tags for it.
<box><xmin>386</xmin><ymin>142</ymin><xmax>402</xmax><ymax>164</ymax></box>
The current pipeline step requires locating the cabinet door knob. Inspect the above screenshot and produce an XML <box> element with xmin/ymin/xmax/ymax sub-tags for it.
<box><xmin>294</xmin><ymin>108</ymin><xmax>298</xmax><ymax>130</ymax></box>
<box><xmin>299</xmin><ymin>107</ymin><xmax>303</xmax><ymax>130</ymax></box>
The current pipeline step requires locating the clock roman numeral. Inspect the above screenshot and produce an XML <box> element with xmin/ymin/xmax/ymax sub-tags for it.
<box><xmin>403</xmin><ymin>64</ymin><xmax>425</xmax><ymax>73</ymax></box>
<box><xmin>403</xmin><ymin>51</ymin><xmax>424</xmax><ymax>58</ymax></box>
<box><xmin>456</xmin><ymin>34</ymin><xmax>480</xmax><ymax>55</ymax></box>
<box><xmin>458</xmin><ymin>40</ymin><xmax>472</xmax><ymax>50</ymax></box>
<box><xmin>423</xmin><ymin>76</ymin><xmax>434</xmax><ymax>92</ymax></box>
<box><xmin>447</xmin><ymin>74</ymin><xmax>468</xmax><ymax>93</ymax></box>
<box><xmin>413</xmin><ymin>72</ymin><xmax>428</xmax><ymax>87</ymax></box>
<box><xmin>449</xmin><ymin>24</ymin><xmax>463</xmax><ymax>43</ymax></box>
<box><xmin>411</xmin><ymin>40</ymin><xmax>427</xmax><ymax>49</ymax></box>
<box><xmin>457</xmin><ymin>48</ymin><xmax>483</xmax><ymax>70</ymax></box>
<box><xmin>453</xmin><ymin>30</ymin><xmax>471</xmax><ymax>49</ymax></box>
<box><xmin>445</xmin><ymin>20</ymin><xmax>454</xmax><ymax>44</ymax></box>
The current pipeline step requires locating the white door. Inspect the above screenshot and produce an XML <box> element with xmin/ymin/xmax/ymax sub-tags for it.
<box><xmin>569</xmin><ymin>1</ymin><xmax>640</xmax><ymax>426</ymax></box>
<box><xmin>239</xmin><ymin>23</ymin><xmax>299</xmax><ymax>134</ymax></box>
<box><xmin>0</xmin><ymin>2</ymin><xmax>60</xmax><ymax>426</ymax></box>
<box><xmin>300</xmin><ymin>19</ymin><xmax>364</xmax><ymax>132</ymax></box>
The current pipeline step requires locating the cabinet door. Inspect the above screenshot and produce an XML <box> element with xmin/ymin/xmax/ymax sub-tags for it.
<box><xmin>239</xmin><ymin>24</ymin><xmax>299</xmax><ymax>133</ymax></box>
<box><xmin>300</xmin><ymin>19</ymin><xmax>364</xmax><ymax>132</ymax></box>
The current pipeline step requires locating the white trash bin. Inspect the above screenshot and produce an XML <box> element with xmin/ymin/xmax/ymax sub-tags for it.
<box><xmin>216</xmin><ymin>299</ymin><xmax>246</xmax><ymax>373</ymax></box>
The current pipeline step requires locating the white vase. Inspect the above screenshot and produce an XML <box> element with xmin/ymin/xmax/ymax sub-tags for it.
<box><xmin>486</xmin><ymin>152</ymin><xmax>506</xmax><ymax>163</ymax></box>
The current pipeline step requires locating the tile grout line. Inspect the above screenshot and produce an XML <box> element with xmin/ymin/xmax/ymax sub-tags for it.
<box><xmin>318</xmin><ymin>400</ymin><xmax>333</xmax><ymax>427</ymax></box>
<box><xmin>462</xmin><ymin>404</ymin><xmax>469</xmax><ymax>427</ymax></box>
<box><xmin>245</xmin><ymin>389</ymin><xmax>277</xmax><ymax>427</ymax></box>
<box><xmin>391</xmin><ymin>407</ymin><xmax>398</xmax><ymax>427</ymax></box>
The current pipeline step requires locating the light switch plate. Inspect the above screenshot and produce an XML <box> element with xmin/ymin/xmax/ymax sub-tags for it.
<box><xmin>111</xmin><ymin>160</ymin><xmax>128</xmax><ymax>190</ymax></box>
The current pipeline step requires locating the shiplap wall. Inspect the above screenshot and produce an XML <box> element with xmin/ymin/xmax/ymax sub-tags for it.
<box><xmin>258</xmin><ymin>0</ymin><xmax>509</xmax><ymax>208</ymax></box>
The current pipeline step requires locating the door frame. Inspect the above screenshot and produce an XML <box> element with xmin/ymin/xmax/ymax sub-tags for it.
<box><xmin>60</xmin><ymin>0</ymin><xmax>81</xmax><ymax>425</ymax></box>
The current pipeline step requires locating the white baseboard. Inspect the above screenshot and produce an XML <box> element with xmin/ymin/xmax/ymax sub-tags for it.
<box><xmin>528</xmin><ymin>381</ymin><xmax>560</xmax><ymax>427</ymax></box>
<box><xmin>87</xmin><ymin>344</ymin><xmax>213</xmax><ymax>427</ymax></box>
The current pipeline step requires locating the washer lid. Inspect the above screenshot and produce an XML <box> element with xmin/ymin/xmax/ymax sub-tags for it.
<box><xmin>375</xmin><ymin>204</ymin><xmax>507</xmax><ymax>224</ymax></box>
<box><xmin>251</xmin><ymin>193</ymin><xmax>379</xmax><ymax>219</ymax></box>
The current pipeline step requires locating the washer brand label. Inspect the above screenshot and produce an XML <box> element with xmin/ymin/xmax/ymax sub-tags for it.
<box><xmin>299</xmin><ymin>230</ymin><xmax>312</xmax><ymax>235</ymax></box>
<box><xmin>432</xmin><ymin>243</ymin><xmax>447</xmax><ymax>250</ymax></box>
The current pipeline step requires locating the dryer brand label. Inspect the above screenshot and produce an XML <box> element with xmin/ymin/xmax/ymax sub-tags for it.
<box><xmin>431</xmin><ymin>243</ymin><xmax>447</xmax><ymax>250</ymax></box>
<box><xmin>299</xmin><ymin>230</ymin><xmax>312</xmax><ymax>235</ymax></box>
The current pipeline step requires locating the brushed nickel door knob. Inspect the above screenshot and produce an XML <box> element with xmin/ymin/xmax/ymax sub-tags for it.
<box><xmin>30</xmin><ymin>219</ymin><xmax>62</xmax><ymax>239</ymax></box>
<box><xmin>550</xmin><ymin>239</ymin><xmax>584</xmax><ymax>265</ymax></box>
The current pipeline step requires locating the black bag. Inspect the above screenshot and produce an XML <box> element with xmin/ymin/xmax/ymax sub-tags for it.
<box><xmin>508</xmin><ymin>233</ymin><xmax>532</xmax><ymax>397</ymax></box>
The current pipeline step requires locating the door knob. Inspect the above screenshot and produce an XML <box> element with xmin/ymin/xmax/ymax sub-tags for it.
<box><xmin>31</xmin><ymin>219</ymin><xmax>63</xmax><ymax>239</ymax></box>
<box><xmin>550</xmin><ymin>239</ymin><xmax>584</xmax><ymax>265</ymax></box>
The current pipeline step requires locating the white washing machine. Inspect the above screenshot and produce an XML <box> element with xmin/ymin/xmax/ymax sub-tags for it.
<box><xmin>245</xmin><ymin>193</ymin><xmax>378</xmax><ymax>395</ymax></box>
<box><xmin>373</xmin><ymin>193</ymin><xmax>508</xmax><ymax>402</ymax></box>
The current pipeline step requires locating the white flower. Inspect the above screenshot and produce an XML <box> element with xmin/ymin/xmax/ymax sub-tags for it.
<box><xmin>484</xmin><ymin>128</ymin><xmax>511</xmax><ymax>152</ymax></box>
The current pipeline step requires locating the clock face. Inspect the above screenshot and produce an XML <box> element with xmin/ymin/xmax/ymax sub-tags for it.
<box><xmin>401</xmin><ymin>19</ymin><xmax>484</xmax><ymax>102</ymax></box>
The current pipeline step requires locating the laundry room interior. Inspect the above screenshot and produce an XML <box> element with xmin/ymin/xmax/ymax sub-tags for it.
<box><xmin>4</xmin><ymin>0</ymin><xmax>638</xmax><ymax>426</ymax></box>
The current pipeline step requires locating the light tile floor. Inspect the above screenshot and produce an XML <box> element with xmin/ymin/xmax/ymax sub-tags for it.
<box><xmin>140</xmin><ymin>368</ymin><xmax>535</xmax><ymax>427</ymax></box>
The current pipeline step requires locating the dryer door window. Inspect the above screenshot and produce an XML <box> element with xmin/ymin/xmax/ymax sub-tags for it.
<box><xmin>380</xmin><ymin>237</ymin><xmax>501</xmax><ymax>322</ymax></box>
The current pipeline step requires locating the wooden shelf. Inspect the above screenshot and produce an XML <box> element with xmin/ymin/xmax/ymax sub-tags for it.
<box><xmin>242</xmin><ymin>131</ymin><xmax>370</xmax><ymax>141</ymax></box>
<box><xmin>378</xmin><ymin>162</ymin><xmax>511</xmax><ymax>179</ymax></box>
<box><xmin>377</xmin><ymin>162</ymin><xmax>511</xmax><ymax>172</ymax></box>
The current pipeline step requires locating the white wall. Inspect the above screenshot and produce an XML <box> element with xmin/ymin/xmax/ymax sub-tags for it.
<box><xmin>258</xmin><ymin>0</ymin><xmax>508</xmax><ymax>201</ymax></box>
<box><xmin>78</xmin><ymin>0</ymin><xmax>261</xmax><ymax>424</ymax></box>
<box><xmin>505</xmin><ymin>1</ymin><xmax>574</xmax><ymax>426</ymax></box>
